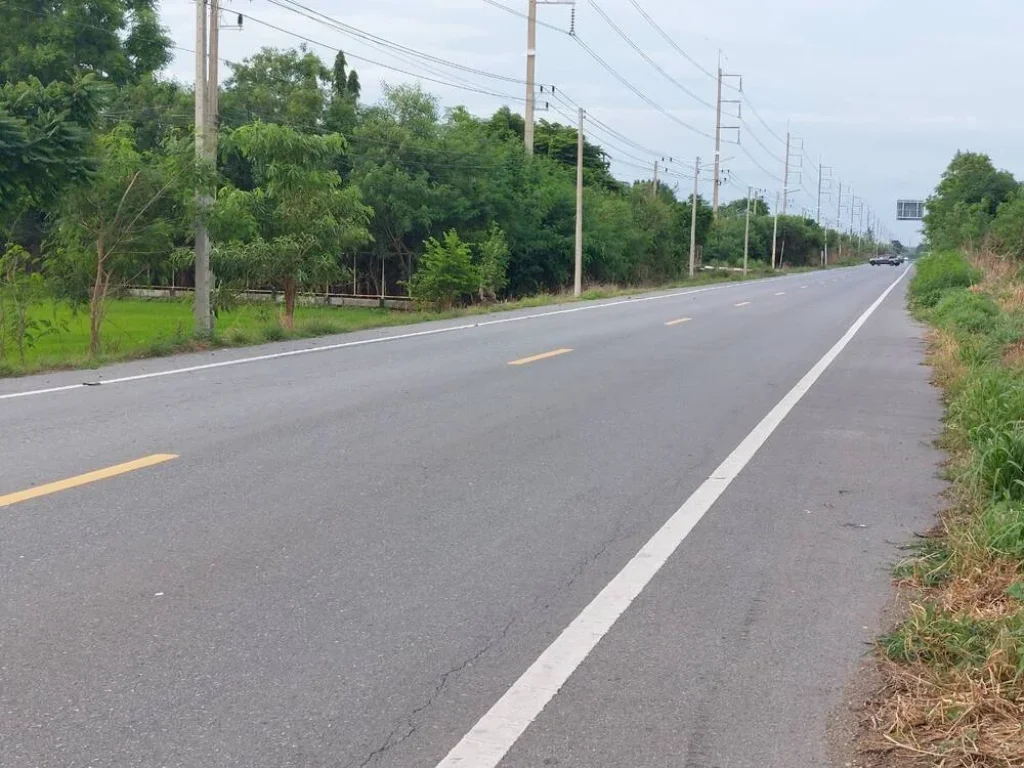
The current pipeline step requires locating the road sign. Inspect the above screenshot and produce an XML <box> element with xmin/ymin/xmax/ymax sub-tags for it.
<box><xmin>897</xmin><ymin>199</ymin><xmax>925</xmax><ymax>220</ymax></box>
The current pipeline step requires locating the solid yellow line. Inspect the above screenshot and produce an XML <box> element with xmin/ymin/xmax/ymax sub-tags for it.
<box><xmin>508</xmin><ymin>348</ymin><xmax>573</xmax><ymax>366</ymax></box>
<box><xmin>0</xmin><ymin>454</ymin><xmax>179</xmax><ymax>508</ymax></box>
<box><xmin>664</xmin><ymin>317</ymin><xmax>692</xmax><ymax>326</ymax></box>
<box><xmin>734</xmin><ymin>301</ymin><xmax>752</xmax><ymax>307</ymax></box>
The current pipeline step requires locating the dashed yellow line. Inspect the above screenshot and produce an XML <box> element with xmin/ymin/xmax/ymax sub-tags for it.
<box><xmin>0</xmin><ymin>454</ymin><xmax>179</xmax><ymax>508</ymax></box>
<box><xmin>508</xmin><ymin>348</ymin><xmax>574</xmax><ymax>366</ymax></box>
<box><xmin>664</xmin><ymin>317</ymin><xmax>692</xmax><ymax>326</ymax></box>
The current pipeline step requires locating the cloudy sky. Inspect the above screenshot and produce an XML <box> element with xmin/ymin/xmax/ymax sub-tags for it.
<box><xmin>159</xmin><ymin>0</ymin><xmax>1023</xmax><ymax>246</ymax></box>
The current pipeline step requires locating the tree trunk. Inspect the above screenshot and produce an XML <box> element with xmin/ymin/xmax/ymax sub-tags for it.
<box><xmin>89</xmin><ymin>237</ymin><xmax>106</xmax><ymax>357</ymax></box>
<box><xmin>282</xmin><ymin>277</ymin><xmax>296</xmax><ymax>330</ymax></box>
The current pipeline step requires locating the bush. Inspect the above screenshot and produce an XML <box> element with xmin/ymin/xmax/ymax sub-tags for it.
<box><xmin>408</xmin><ymin>230</ymin><xmax>479</xmax><ymax>309</ymax></box>
<box><xmin>928</xmin><ymin>289</ymin><xmax>1000</xmax><ymax>335</ymax></box>
<box><xmin>909</xmin><ymin>251</ymin><xmax>980</xmax><ymax>308</ymax></box>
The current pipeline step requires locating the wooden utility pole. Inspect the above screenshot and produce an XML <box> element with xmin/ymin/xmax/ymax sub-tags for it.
<box><xmin>574</xmin><ymin>107</ymin><xmax>584</xmax><ymax>296</ymax></box>
<box><xmin>652</xmin><ymin>159</ymin><xmax>659</xmax><ymax>200</ymax></box>
<box><xmin>689</xmin><ymin>158</ymin><xmax>700</xmax><ymax>279</ymax></box>
<box><xmin>193</xmin><ymin>0</ymin><xmax>211</xmax><ymax>334</ymax></box>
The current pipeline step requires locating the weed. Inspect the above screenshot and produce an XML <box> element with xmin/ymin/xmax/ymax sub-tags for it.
<box><xmin>260</xmin><ymin>324</ymin><xmax>287</xmax><ymax>342</ymax></box>
<box><xmin>909</xmin><ymin>251</ymin><xmax>981</xmax><ymax>309</ymax></box>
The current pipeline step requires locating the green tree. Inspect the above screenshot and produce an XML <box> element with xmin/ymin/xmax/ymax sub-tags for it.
<box><xmin>220</xmin><ymin>46</ymin><xmax>331</xmax><ymax>130</ymax></box>
<box><xmin>0</xmin><ymin>244</ymin><xmax>61</xmax><ymax>364</ymax></box>
<box><xmin>0</xmin><ymin>0</ymin><xmax>170</xmax><ymax>86</ymax></box>
<box><xmin>0</xmin><ymin>77</ymin><xmax>100</xmax><ymax>235</ymax></box>
<box><xmin>408</xmin><ymin>229</ymin><xmax>478</xmax><ymax>308</ymax></box>
<box><xmin>924</xmin><ymin>151</ymin><xmax>1018</xmax><ymax>250</ymax></box>
<box><xmin>210</xmin><ymin>121</ymin><xmax>372</xmax><ymax>328</ymax></box>
<box><xmin>476</xmin><ymin>222</ymin><xmax>509</xmax><ymax>301</ymax></box>
<box><xmin>989</xmin><ymin>193</ymin><xmax>1024</xmax><ymax>259</ymax></box>
<box><xmin>720</xmin><ymin>196</ymin><xmax>769</xmax><ymax>218</ymax></box>
<box><xmin>50</xmin><ymin>125</ymin><xmax>186</xmax><ymax>355</ymax></box>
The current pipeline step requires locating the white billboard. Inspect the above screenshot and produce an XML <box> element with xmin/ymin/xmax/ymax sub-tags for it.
<box><xmin>897</xmin><ymin>200</ymin><xmax>925</xmax><ymax>220</ymax></box>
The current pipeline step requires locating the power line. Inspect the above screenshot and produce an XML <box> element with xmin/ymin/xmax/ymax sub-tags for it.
<box><xmin>740</xmin><ymin>91</ymin><xmax>785</xmax><ymax>144</ymax></box>
<box><xmin>571</xmin><ymin>34</ymin><xmax>713</xmax><ymax>140</ymax></box>
<box><xmin>480</xmin><ymin>0</ymin><xmax>569</xmax><ymax>33</ymax></box>
<box><xmin>738</xmin><ymin>121</ymin><xmax>784</xmax><ymax>165</ymax></box>
<box><xmin>736</xmin><ymin>142</ymin><xmax>784</xmax><ymax>185</ymax></box>
<box><xmin>587</xmin><ymin>0</ymin><xmax>716</xmax><ymax>111</ymax></box>
<box><xmin>624</xmin><ymin>0</ymin><xmax>717</xmax><ymax>81</ymax></box>
<box><xmin>266</xmin><ymin>0</ymin><xmax>529</xmax><ymax>85</ymax></box>
<box><xmin>218</xmin><ymin>5</ymin><xmax>527</xmax><ymax>102</ymax></box>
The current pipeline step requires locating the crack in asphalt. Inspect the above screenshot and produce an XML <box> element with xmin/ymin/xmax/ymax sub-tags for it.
<box><xmin>351</xmin><ymin>615</ymin><xmax>518</xmax><ymax>768</ymax></box>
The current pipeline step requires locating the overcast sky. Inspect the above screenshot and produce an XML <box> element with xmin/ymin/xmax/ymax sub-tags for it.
<box><xmin>159</xmin><ymin>0</ymin><xmax>1024</xmax><ymax>246</ymax></box>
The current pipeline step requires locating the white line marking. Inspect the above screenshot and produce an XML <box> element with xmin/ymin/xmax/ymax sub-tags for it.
<box><xmin>775</xmin><ymin>292</ymin><xmax>786</xmax><ymax>296</ymax></box>
<box><xmin>663</xmin><ymin>317</ymin><xmax>691</xmax><ymax>326</ymax></box>
<box><xmin>734</xmin><ymin>301</ymin><xmax>751</xmax><ymax>307</ymax></box>
<box><xmin>435</xmin><ymin>265</ymin><xmax>910</xmax><ymax>768</ymax></box>
<box><xmin>0</xmin><ymin>274</ymin><xmax>811</xmax><ymax>401</ymax></box>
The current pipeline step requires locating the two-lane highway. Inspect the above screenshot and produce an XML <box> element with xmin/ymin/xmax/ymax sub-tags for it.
<box><xmin>0</xmin><ymin>266</ymin><xmax>943</xmax><ymax>767</ymax></box>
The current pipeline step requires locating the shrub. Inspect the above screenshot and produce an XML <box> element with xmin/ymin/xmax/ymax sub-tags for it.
<box><xmin>929</xmin><ymin>289</ymin><xmax>999</xmax><ymax>335</ymax></box>
<box><xmin>476</xmin><ymin>223</ymin><xmax>510</xmax><ymax>302</ymax></box>
<box><xmin>408</xmin><ymin>230</ymin><xmax>478</xmax><ymax>309</ymax></box>
<box><xmin>909</xmin><ymin>251</ymin><xmax>979</xmax><ymax>308</ymax></box>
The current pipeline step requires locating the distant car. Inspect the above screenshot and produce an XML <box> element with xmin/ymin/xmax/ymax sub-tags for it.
<box><xmin>869</xmin><ymin>255</ymin><xmax>899</xmax><ymax>266</ymax></box>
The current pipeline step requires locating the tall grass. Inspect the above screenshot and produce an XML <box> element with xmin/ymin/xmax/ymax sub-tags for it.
<box><xmin>873</xmin><ymin>249</ymin><xmax>1024</xmax><ymax>765</ymax></box>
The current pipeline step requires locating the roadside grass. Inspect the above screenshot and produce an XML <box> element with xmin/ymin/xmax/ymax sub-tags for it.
<box><xmin>867</xmin><ymin>250</ymin><xmax>1024</xmax><ymax>766</ymax></box>
<box><xmin>0</xmin><ymin>265</ymin><xmax>813</xmax><ymax>377</ymax></box>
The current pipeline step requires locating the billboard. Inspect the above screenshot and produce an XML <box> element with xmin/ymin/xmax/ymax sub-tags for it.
<box><xmin>897</xmin><ymin>199</ymin><xmax>925</xmax><ymax>220</ymax></box>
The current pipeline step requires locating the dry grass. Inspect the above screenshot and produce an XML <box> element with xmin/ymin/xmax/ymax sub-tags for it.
<box><xmin>867</xmin><ymin>660</ymin><xmax>1024</xmax><ymax>767</ymax></box>
<box><xmin>863</xmin><ymin>251</ymin><xmax>1024</xmax><ymax>767</ymax></box>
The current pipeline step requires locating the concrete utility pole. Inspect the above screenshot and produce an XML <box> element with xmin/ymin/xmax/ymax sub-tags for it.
<box><xmin>712</xmin><ymin>61</ymin><xmax>741</xmax><ymax>217</ymax></box>
<box><xmin>193</xmin><ymin>0</ymin><xmax>212</xmax><ymax>335</ymax></box>
<box><xmin>781</xmin><ymin>131</ymin><xmax>791</xmax><ymax>216</ymax></box>
<box><xmin>712</xmin><ymin>64</ymin><xmax>723</xmax><ymax>216</ymax></box>
<box><xmin>815</xmin><ymin>155</ymin><xmax>823</xmax><ymax>224</ymax></box>
<box><xmin>207</xmin><ymin>0</ymin><xmax>220</xmax><ymax>162</ymax></box>
<box><xmin>836</xmin><ymin>180</ymin><xmax>843</xmax><ymax>259</ymax></box>
<box><xmin>743</xmin><ymin>186</ymin><xmax>752</xmax><ymax>275</ymax></box>
<box><xmin>574</xmin><ymin>107</ymin><xmax>584</xmax><ymax>296</ymax></box>
<box><xmin>652</xmin><ymin>159</ymin><xmax>659</xmax><ymax>200</ymax></box>
<box><xmin>689</xmin><ymin>158</ymin><xmax>700</xmax><ymax>279</ymax></box>
<box><xmin>771</xmin><ymin>190</ymin><xmax>780</xmax><ymax>268</ymax></box>
<box><xmin>524</xmin><ymin>0</ymin><xmax>537</xmax><ymax>155</ymax></box>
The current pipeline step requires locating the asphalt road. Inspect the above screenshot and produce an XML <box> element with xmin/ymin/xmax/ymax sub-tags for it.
<box><xmin>0</xmin><ymin>265</ymin><xmax>943</xmax><ymax>768</ymax></box>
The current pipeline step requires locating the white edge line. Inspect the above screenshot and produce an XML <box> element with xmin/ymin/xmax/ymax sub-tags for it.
<box><xmin>0</xmin><ymin>274</ymin><xmax>814</xmax><ymax>401</ymax></box>
<box><xmin>434</xmin><ymin>265</ymin><xmax>910</xmax><ymax>768</ymax></box>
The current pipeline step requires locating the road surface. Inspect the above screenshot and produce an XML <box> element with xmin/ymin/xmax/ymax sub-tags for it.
<box><xmin>0</xmin><ymin>266</ymin><xmax>943</xmax><ymax>767</ymax></box>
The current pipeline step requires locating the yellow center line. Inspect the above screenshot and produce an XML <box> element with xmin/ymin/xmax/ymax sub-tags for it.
<box><xmin>0</xmin><ymin>454</ymin><xmax>179</xmax><ymax>508</ymax></box>
<box><xmin>734</xmin><ymin>301</ymin><xmax>752</xmax><ymax>307</ymax></box>
<box><xmin>508</xmin><ymin>348</ymin><xmax>574</xmax><ymax>366</ymax></box>
<box><xmin>664</xmin><ymin>317</ymin><xmax>692</xmax><ymax>326</ymax></box>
